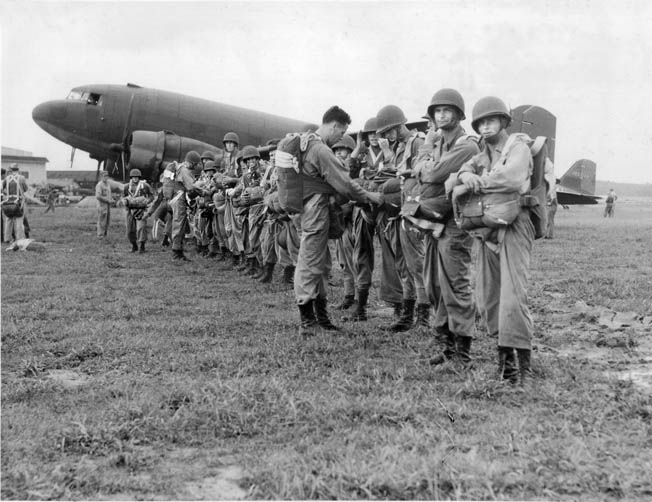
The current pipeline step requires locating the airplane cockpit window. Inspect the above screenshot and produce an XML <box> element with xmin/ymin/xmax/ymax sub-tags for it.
<box><xmin>66</xmin><ymin>90</ymin><xmax>84</xmax><ymax>100</ymax></box>
<box><xmin>87</xmin><ymin>93</ymin><xmax>101</xmax><ymax>105</ymax></box>
<box><xmin>65</xmin><ymin>90</ymin><xmax>101</xmax><ymax>105</ymax></box>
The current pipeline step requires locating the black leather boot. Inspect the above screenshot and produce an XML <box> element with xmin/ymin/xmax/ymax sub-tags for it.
<box><xmin>161</xmin><ymin>235</ymin><xmax>170</xmax><ymax>247</ymax></box>
<box><xmin>388</xmin><ymin>299</ymin><xmax>416</xmax><ymax>332</ymax></box>
<box><xmin>430</xmin><ymin>328</ymin><xmax>456</xmax><ymax>365</ymax></box>
<box><xmin>131</xmin><ymin>242</ymin><xmax>138</xmax><ymax>252</ymax></box>
<box><xmin>456</xmin><ymin>336</ymin><xmax>473</xmax><ymax>365</ymax></box>
<box><xmin>259</xmin><ymin>263</ymin><xmax>275</xmax><ymax>283</ymax></box>
<box><xmin>415</xmin><ymin>303</ymin><xmax>431</xmax><ymax>328</ymax></box>
<box><xmin>516</xmin><ymin>348</ymin><xmax>533</xmax><ymax>386</ymax></box>
<box><xmin>282</xmin><ymin>265</ymin><xmax>295</xmax><ymax>284</ymax></box>
<box><xmin>298</xmin><ymin>300</ymin><xmax>318</xmax><ymax>337</ymax></box>
<box><xmin>172</xmin><ymin>249</ymin><xmax>191</xmax><ymax>262</ymax></box>
<box><xmin>335</xmin><ymin>295</ymin><xmax>355</xmax><ymax>310</ymax></box>
<box><xmin>314</xmin><ymin>296</ymin><xmax>339</xmax><ymax>331</ymax></box>
<box><xmin>236</xmin><ymin>256</ymin><xmax>249</xmax><ymax>271</ymax></box>
<box><xmin>343</xmin><ymin>290</ymin><xmax>368</xmax><ymax>322</ymax></box>
<box><xmin>138</xmin><ymin>242</ymin><xmax>146</xmax><ymax>254</ymax></box>
<box><xmin>498</xmin><ymin>346</ymin><xmax>518</xmax><ymax>383</ymax></box>
<box><xmin>246</xmin><ymin>258</ymin><xmax>259</xmax><ymax>276</ymax></box>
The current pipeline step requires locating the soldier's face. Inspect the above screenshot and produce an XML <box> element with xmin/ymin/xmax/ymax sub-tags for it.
<box><xmin>224</xmin><ymin>141</ymin><xmax>236</xmax><ymax>152</ymax></box>
<box><xmin>434</xmin><ymin>106</ymin><xmax>458</xmax><ymax>131</ymax></box>
<box><xmin>334</xmin><ymin>148</ymin><xmax>351</xmax><ymax>161</ymax></box>
<box><xmin>246</xmin><ymin>158</ymin><xmax>259</xmax><ymax>170</ymax></box>
<box><xmin>381</xmin><ymin>127</ymin><xmax>398</xmax><ymax>143</ymax></box>
<box><xmin>368</xmin><ymin>133</ymin><xmax>379</xmax><ymax>147</ymax></box>
<box><xmin>326</xmin><ymin>122</ymin><xmax>348</xmax><ymax>147</ymax></box>
<box><xmin>478</xmin><ymin>117</ymin><xmax>502</xmax><ymax>142</ymax></box>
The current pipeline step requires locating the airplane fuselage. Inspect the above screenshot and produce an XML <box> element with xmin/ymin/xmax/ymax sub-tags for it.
<box><xmin>32</xmin><ymin>83</ymin><xmax>316</xmax><ymax>163</ymax></box>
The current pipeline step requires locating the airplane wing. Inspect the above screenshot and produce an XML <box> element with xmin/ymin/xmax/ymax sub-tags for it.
<box><xmin>556</xmin><ymin>190</ymin><xmax>600</xmax><ymax>205</ymax></box>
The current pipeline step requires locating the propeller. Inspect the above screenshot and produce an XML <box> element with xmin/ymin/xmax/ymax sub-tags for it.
<box><xmin>69</xmin><ymin>147</ymin><xmax>76</xmax><ymax>169</ymax></box>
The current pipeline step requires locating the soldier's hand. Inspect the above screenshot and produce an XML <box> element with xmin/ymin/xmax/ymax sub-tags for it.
<box><xmin>459</xmin><ymin>172</ymin><xmax>482</xmax><ymax>192</ymax></box>
<box><xmin>425</xmin><ymin>128</ymin><xmax>439</xmax><ymax>146</ymax></box>
<box><xmin>366</xmin><ymin>191</ymin><xmax>384</xmax><ymax>206</ymax></box>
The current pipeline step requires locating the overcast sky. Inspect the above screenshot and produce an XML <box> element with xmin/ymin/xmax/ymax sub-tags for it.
<box><xmin>2</xmin><ymin>0</ymin><xmax>651</xmax><ymax>184</ymax></box>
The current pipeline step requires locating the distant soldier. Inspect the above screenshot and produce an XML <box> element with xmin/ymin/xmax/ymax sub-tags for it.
<box><xmin>2</xmin><ymin>164</ymin><xmax>28</xmax><ymax>249</ymax></box>
<box><xmin>95</xmin><ymin>171</ymin><xmax>114</xmax><ymax>239</ymax></box>
<box><xmin>44</xmin><ymin>189</ymin><xmax>56</xmax><ymax>213</ymax></box>
<box><xmin>414</xmin><ymin>88</ymin><xmax>480</xmax><ymax>366</ymax></box>
<box><xmin>195</xmin><ymin>161</ymin><xmax>218</xmax><ymax>256</ymax></box>
<box><xmin>375</xmin><ymin>104</ymin><xmax>425</xmax><ymax>332</ymax></box>
<box><xmin>122</xmin><ymin>168</ymin><xmax>154</xmax><ymax>253</ymax></box>
<box><xmin>0</xmin><ymin>168</ymin><xmax>5</xmax><ymax>242</ymax></box>
<box><xmin>292</xmin><ymin>106</ymin><xmax>383</xmax><ymax>336</ymax></box>
<box><xmin>604</xmin><ymin>188</ymin><xmax>617</xmax><ymax>218</ymax></box>
<box><xmin>448</xmin><ymin>96</ymin><xmax>536</xmax><ymax>385</ymax></box>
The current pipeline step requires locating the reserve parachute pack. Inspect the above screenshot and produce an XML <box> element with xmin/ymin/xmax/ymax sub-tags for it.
<box><xmin>453</xmin><ymin>134</ymin><xmax>548</xmax><ymax>238</ymax></box>
<box><xmin>2</xmin><ymin>173</ymin><xmax>25</xmax><ymax>218</ymax></box>
<box><xmin>275</xmin><ymin>133</ymin><xmax>316</xmax><ymax>214</ymax></box>
<box><xmin>161</xmin><ymin>161</ymin><xmax>180</xmax><ymax>200</ymax></box>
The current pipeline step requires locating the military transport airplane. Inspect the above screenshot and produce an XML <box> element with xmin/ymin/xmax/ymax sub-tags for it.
<box><xmin>32</xmin><ymin>83</ymin><xmax>318</xmax><ymax>182</ymax></box>
<box><xmin>508</xmin><ymin>105</ymin><xmax>600</xmax><ymax>205</ymax></box>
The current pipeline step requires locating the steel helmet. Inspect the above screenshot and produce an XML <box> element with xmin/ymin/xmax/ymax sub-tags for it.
<box><xmin>201</xmin><ymin>150</ymin><xmax>215</xmax><ymax>161</ymax></box>
<box><xmin>185</xmin><ymin>150</ymin><xmax>201</xmax><ymax>164</ymax></box>
<box><xmin>241</xmin><ymin>145</ymin><xmax>260</xmax><ymax>160</ymax></box>
<box><xmin>223</xmin><ymin>132</ymin><xmax>240</xmax><ymax>146</ymax></box>
<box><xmin>332</xmin><ymin>135</ymin><xmax>356</xmax><ymax>152</ymax></box>
<box><xmin>236</xmin><ymin>150</ymin><xmax>244</xmax><ymax>163</ymax></box>
<box><xmin>426</xmin><ymin>88</ymin><xmax>466</xmax><ymax>120</ymax></box>
<box><xmin>471</xmin><ymin>96</ymin><xmax>511</xmax><ymax>133</ymax></box>
<box><xmin>203</xmin><ymin>161</ymin><xmax>217</xmax><ymax>172</ymax></box>
<box><xmin>362</xmin><ymin>117</ymin><xmax>378</xmax><ymax>134</ymax></box>
<box><xmin>129</xmin><ymin>168</ymin><xmax>142</xmax><ymax>178</ymax></box>
<box><xmin>375</xmin><ymin>105</ymin><xmax>407</xmax><ymax>134</ymax></box>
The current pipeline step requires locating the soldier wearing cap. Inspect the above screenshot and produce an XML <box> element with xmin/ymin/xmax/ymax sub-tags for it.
<box><xmin>448</xmin><ymin>96</ymin><xmax>535</xmax><ymax>385</ymax></box>
<box><xmin>95</xmin><ymin>170</ymin><xmax>114</xmax><ymax>239</ymax></box>
<box><xmin>2</xmin><ymin>164</ymin><xmax>29</xmax><ymax>247</ymax></box>
<box><xmin>122</xmin><ymin>168</ymin><xmax>154</xmax><ymax>253</ymax></box>
<box><xmin>374</xmin><ymin>105</ymin><xmax>425</xmax><ymax>332</ymax></box>
<box><xmin>413</xmin><ymin>88</ymin><xmax>480</xmax><ymax>366</ymax></box>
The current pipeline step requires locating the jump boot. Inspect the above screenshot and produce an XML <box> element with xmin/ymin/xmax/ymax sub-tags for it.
<box><xmin>343</xmin><ymin>290</ymin><xmax>368</xmax><ymax>322</ymax></box>
<box><xmin>130</xmin><ymin>242</ymin><xmax>138</xmax><ymax>253</ymax></box>
<box><xmin>415</xmin><ymin>303</ymin><xmax>431</xmax><ymax>329</ymax></box>
<box><xmin>282</xmin><ymin>265</ymin><xmax>295</xmax><ymax>284</ymax></box>
<box><xmin>161</xmin><ymin>235</ymin><xmax>170</xmax><ymax>247</ymax></box>
<box><xmin>455</xmin><ymin>336</ymin><xmax>473</xmax><ymax>366</ymax></box>
<box><xmin>430</xmin><ymin>327</ymin><xmax>456</xmax><ymax>365</ymax></box>
<box><xmin>230</xmin><ymin>253</ymin><xmax>241</xmax><ymax>269</ymax></box>
<box><xmin>246</xmin><ymin>258</ymin><xmax>260</xmax><ymax>276</ymax></box>
<box><xmin>138</xmin><ymin>242</ymin><xmax>146</xmax><ymax>254</ymax></box>
<box><xmin>335</xmin><ymin>295</ymin><xmax>355</xmax><ymax>310</ymax></box>
<box><xmin>314</xmin><ymin>296</ymin><xmax>339</xmax><ymax>331</ymax></box>
<box><xmin>172</xmin><ymin>249</ymin><xmax>191</xmax><ymax>262</ymax></box>
<box><xmin>258</xmin><ymin>263</ymin><xmax>275</xmax><ymax>283</ymax></box>
<box><xmin>236</xmin><ymin>256</ymin><xmax>250</xmax><ymax>272</ymax></box>
<box><xmin>388</xmin><ymin>299</ymin><xmax>416</xmax><ymax>332</ymax></box>
<box><xmin>516</xmin><ymin>348</ymin><xmax>533</xmax><ymax>386</ymax></box>
<box><xmin>497</xmin><ymin>346</ymin><xmax>518</xmax><ymax>383</ymax></box>
<box><xmin>298</xmin><ymin>300</ymin><xmax>318</xmax><ymax>338</ymax></box>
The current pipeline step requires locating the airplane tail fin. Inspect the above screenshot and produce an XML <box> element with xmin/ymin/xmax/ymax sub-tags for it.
<box><xmin>559</xmin><ymin>159</ymin><xmax>596</xmax><ymax>195</ymax></box>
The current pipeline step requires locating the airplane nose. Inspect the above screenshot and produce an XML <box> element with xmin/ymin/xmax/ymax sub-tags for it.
<box><xmin>32</xmin><ymin>101</ymin><xmax>67</xmax><ymax>129</ymax></box>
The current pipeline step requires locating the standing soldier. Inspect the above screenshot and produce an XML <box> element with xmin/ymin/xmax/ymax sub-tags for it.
<box><xmin>375</xmin><ymin>105</ymin><xmax>425</xmax><ymax>331</ymax></box>
<box><xmin>195</xmin><ymin>161</ymin><xmax>218</xmax><ymax>256</ymax></box>
<box><xmin>221</xmin><ymin>132</ymin><xmax>240</xmax><ymax>173</ymax></box>
<box><xmin>449</xmin><ymin>96</ymin><xmax>536</xmax><ymax>384</ymax></box>
<box><xmin>44</xmin><ymin>188</ymin><xmax>56</xmax><ymax>213</ymax></box>
<box><xmin>2</xmin><ymin>164</ymin><xmax>29</xmax><ymax>248</ymax></box>
<box><xmin>414</xmin><ymin>88</ymin><xmax>480</xmax><ymax>366</ymax></box>
<box><xmin>122</xmin><ymin>168</ymin><xmax>154</xmax><ymax>253</ymax></box>
<box><xmin>165</xmin><ymin>150</ymin><xmax>205</xmax><ymax>261</ymax></box>
<box><xmin>289</xmin><ymin>106</ymin><xmax>383</xmax><ymax>336</ymax></box>
<box><xmin>95</xmin><ymin>171</ymin><xmax>113</xmax><ymax>239</ymax></box>
<box><xmin>237</xmin><ymin>145</ymin><xmax>266</xmax><ymax>276</ymax></box>
<box><xmin>604</xmin><ymin>188</ymin><xmax>617</xmax><ymax>218</ymax></box>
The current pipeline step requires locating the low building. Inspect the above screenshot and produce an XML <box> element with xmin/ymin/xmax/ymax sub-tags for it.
<box><xmin>47</xmin><ymin>170</ymin><xmax>98</xmax><ymax>191</ymax></box>
<box><xmin>1</xmin><ymin>147</ymin><xmax>48</xmax><ymax>185</ymax></box>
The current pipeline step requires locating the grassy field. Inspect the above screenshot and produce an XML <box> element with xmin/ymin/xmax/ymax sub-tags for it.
<box><xmin>2</xmin><ymin>200</ymin><xmax>652</xmax><ymax>500</ymax></box>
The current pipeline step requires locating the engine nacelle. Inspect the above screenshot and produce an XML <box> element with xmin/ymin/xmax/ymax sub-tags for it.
<box><xmin>128</xmin><ymin>130</ymin><xmax>223</xmax><ymax>182</ymax></box>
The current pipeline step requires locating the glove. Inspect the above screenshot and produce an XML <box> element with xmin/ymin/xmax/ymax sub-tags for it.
<box><xmin>226</xmin><ymin>188</ymin><xmax>236</xmax><ymax>197</ymax></box>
